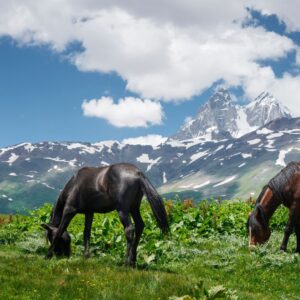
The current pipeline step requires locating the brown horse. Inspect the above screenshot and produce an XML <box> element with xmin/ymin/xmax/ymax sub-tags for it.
<box><xmin>248</xmin><ymin>161</ymin><xmax>300</xmax><ymax>251</ymax></box>
<box><xmin>42</xmin><ymin>163</ymin><xmax>169</xmax><ymax>266</ymax></box>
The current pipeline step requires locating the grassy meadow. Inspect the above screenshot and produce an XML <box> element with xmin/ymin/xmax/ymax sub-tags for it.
<box><xmin>0</xmin><ymin>199</ymin><xmax>300</xmax><ymax>299</ymax></box>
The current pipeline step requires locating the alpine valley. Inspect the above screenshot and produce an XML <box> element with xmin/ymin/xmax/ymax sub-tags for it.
<box><xmin>1</xmin><ymin>89</ymin><xmax>299</xmax><ymax>213</ymax></box>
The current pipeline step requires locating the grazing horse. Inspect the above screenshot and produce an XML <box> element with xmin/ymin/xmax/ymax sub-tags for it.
<box><xmin>247</xmin><ymin>161</ymin><xmax>300</xmax><ymax>251</ymax></box>
<box><xmin>42</xmin><ymin>163</ymin><xmax>169</xmax><ymax>266</ymax></box>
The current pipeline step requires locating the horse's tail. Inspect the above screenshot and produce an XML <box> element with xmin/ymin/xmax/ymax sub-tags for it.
<box><xmin>139</xmin><ymin>172</ymin><xmax>169</xmax><ymax>234</ymax></box>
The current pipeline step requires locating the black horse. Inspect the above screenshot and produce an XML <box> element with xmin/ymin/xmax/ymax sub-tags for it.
<box><xmin>42</xmin><ymin>163</ymin><xmax>169</xmax><ymax>266</ymax></box>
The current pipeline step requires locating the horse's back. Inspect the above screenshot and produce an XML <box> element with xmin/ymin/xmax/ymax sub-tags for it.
<box><xmin>70</xmin><ymin>163</ymin><xmax>142</xmax><ymax>212</ymax></box>
<box><xmin>269</xmin><ymin>161</ymin><xmax>300</xmax><ymax>204</ymax></box>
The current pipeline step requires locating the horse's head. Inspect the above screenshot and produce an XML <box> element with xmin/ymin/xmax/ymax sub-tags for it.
<box><xmin>41</xmin><ymin>223</ymin><xmax>71</xmax><ymax>257</ymax></box>
<box><xmin>247</xmin><ymin>205</ymin><xmax>271</xmax><ymax>246</ymax></box>
<box><xmin>247</xmin><ymin>185</ymin><xmax>274</xmax><ymax>246</ymax></box>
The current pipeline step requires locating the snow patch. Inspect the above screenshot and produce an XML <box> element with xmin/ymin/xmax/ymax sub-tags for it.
<box><xmin>48</xmin><ymin>165</ymin><xmax>64</xmax><ymax>172</ymax></box>
<box><xmin>166</xmin><ymin>139</ymin><xmax>186</xmax><ymax>148</ymax></box>
<box><xmin>214</xmin><ymin>145</ymin><xmax>224</xmax><ymax>153</ymax></box>
<box><xmin>189</xmin><ymin>150</ymin><xmax>209</xmax><ymax>164</ymax></box>
<box><xmin>179</xmin><ymin>184</ymin><xmax>193</xmax><ymax>189</ymax></box>
<box><xmin>257</xmin><ymin>128</ymin><xmax>273</xmax><ymax>135</ymax></box>
<box><xmin>276</xmin><ymin>148</ymin><xmax>300</xmax><ymax>167</ymax></box>
<box><xmin>234</xmin><ymin>107</ymin><xmax>257</xmax><ymax>138</ymax></box>
<box><xmin>24</xmin><ymin>143</ymin><xmax>36</xmax><ymax>152</ymax></box>
<box><xmin>41</xmin><ymin>182</ymin><xmax>55</xmax><ymax>190</ymax></box>
<box><xmin>66</xmin><ymin>143</ymin><xmax>98</xmax><ymax>154</ymax></box>
<box><xmin>267</xmin><ymin>132</ymin><xmax>284</xmax><ymax>139</ymax></box>
<box><xmin>163</xmin><ymin>172</ymin><xmax>167</xmax><ymax>184</ymax></box>
<box><xmin>193</xmin><ymin>181</ymin><xmax>211</xmax><ymax>189</ymax></box>
<box><xmin>25</xmin><ymin>174</ymin><xmax>34</xmax><ymax>178</ymax></box>
<box><xmin>247</xmin><ymin>139</ymin><xmax>261</xmax><ymax>145</ymax></box>
<box><xmin>241</xmin><ymin>153</ymin><xmax>252</xmax><ymax>159</ymax></box>
<box><xmin>44</xmin><ymin>157</ymin><xmax>77</xmax><ymax>167</ymax></box>
<box><xmin>122</xmin><ymin>135</ymin><xmax>167</xmax><ymax>148</ymax></box>
<box><xmin>265</xmin><ymin>139</ymin><xmax>275</xmax><ymax>148</ymax></box>
<box><xmin>5</xmin><ymin>153</ymin><xmax>19</xmax><ymax>165</ymax></box>
<box><xmin>213</xmin><ymin>176</ymin><xmax>236</xmax><ymax>187</ymax></box>
<box><xmin>136</xmin><ymin>154</ymin><xmax>161</xmax><ymax>171</ymax></box>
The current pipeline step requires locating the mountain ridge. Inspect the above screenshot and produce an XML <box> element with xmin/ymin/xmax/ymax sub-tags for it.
<box><xmin>0</xmin><ymin>90</ymin><xmax>299</xmax><ymax>213</ymax></box>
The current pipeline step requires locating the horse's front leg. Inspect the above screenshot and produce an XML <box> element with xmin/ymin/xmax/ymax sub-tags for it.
<box><xmin>117</xmin><ymin>210</ymin><xmax>135</xmax><ymax>266</ymax></box>
<box><xmin>83</xmin><ymin>213</ymin><xmax>94</xmax><ymax>258</ymax></box>
<box><xmin>280</xmin><ymin>223</ymin><xmax>293</xmax><ymax>252</ymax></box>
<box><xmin>280</xmin><ymin>208</ymin><xmax>296</xmax><ymax>252</ymax></box>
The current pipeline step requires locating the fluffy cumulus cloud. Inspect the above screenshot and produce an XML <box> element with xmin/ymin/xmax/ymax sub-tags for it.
<box><xmin>1</xmin><ymin>0</ymin><xmax>300</xmax><ymax>118</ymax></box>
<box><xmin>82</xmin><ymin>96</ymin><xmax>163</xmax><ymax>127</ymax></box>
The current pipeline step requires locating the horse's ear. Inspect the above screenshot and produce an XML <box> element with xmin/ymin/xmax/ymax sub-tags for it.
<box><xmin>254</xmin><ymin>207</ymin><xmax>260</xmax><ymax>218</ymax></box>
<box><xmin>254</xmin><ymin>206</ymin><xmax>267</xmax><ymax>227</ymax></box>
<box><xmin>41</xmin><ymin>223</ymin><xmax>52</xmax><ymax>231</ymax></box>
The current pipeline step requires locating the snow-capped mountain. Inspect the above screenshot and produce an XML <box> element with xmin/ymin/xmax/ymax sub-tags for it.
<box><xmin>0</xmin><ymin>90</ymin><xmax>299</xmax><ymax>213</ymax></box>
<box><xmin>245</xmin><ymin>91</ymin><xmax>291</xmax><ymax>127</ymax></box>
<box><xmin>172</xmin><ymin>89</ymin><xmax>291</xmax><ymax>141</ymax></box>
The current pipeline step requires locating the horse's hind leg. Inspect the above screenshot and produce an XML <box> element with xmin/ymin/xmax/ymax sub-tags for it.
<box><xmin>83</xmin><ymin>213</ymin><xmax>94</xmax><ymax>258</ymax></box>
<box><xmin>130</xmin><ymin>207</ymin><xmax>145</xmax><ymax>266</ymax></box>
<box><xmin>294</xmin><ymin>222</ymin><xmax>300</xmax><ymax>253</ymax></box>
<box><xmin>117</xmin><ymin>209</ymin><xmax>135</xmax><ymax>266</ymax></box>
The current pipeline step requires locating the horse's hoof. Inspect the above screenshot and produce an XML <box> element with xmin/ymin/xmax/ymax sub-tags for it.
<box><xmin>45</xmin><ymin>253</ymin><xmax>53</xmax><ymax>260</ymax></box>
<box><xmin>125</xmin><ymin>260</ymin><xmax>136</xmax><ymax>268</ymax></box>
<box><xmin>280</xmin><ymin>246</ymin><xmax>287</xmax><ymax>252</ymax></box>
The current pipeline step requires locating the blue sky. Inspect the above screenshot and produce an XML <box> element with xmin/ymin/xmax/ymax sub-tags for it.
<box><xmin>0</xmin><ymin>2</ymin><xmax>300</xmax><ymax>147</ymax></box>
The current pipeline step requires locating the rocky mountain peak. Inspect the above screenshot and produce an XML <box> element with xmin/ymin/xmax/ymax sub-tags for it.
<box><xmin>172</xmin><ymin>89</ymin><xmax>292</xmax><ymax>141</ymax></box>
<box><xmin>208</xmin><ymin>88</ymin><xmax>232</xmax><ymax>105</ymax></box>
<box><xmin>245</xmin><ymin>91</ymin><xmax>291</xmax><ymax>127</ymax></box>
<box><xmin>170</xmin><ymin>89</ymin><xmax>239</xmax><ymax>141</ymax></box>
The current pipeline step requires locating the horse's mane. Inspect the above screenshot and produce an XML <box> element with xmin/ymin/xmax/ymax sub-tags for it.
<box><xmin>268</xmin><ymin>161</ymin><xmax>300</xmax><ymax>203</ymax></box>
<box><xmin>255</xmin><ymin>185</ymin><xmax>269</xmax><ymax>205</ymax></box>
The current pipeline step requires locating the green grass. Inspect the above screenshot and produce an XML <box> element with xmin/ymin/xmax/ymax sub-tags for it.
<box><xmin>1</xmin><ymin>233</ymin><xmax>300</xmax><ymax>299</ymax></box>
<box><xmin>1</xmin><ymin>200</ymin><xmax>300</xmax><ymax>299</ymax></box>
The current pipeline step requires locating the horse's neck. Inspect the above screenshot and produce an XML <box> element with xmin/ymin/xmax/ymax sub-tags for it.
<box><xmin>259</xmin><ymin>187</ymin><xmax>281</xmax><ymax>222</ymax></box>
<box><xmin>50</xmin><ymin>194</ymin><xmax>65</xmax><ymax>227</ymax></box>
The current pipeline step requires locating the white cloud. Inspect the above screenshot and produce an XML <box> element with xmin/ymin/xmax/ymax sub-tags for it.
<box><xmin>82</xmin><ymin>96</ymin><xmax>164</xmax><ymax>127</ymax></box>
<box><xmin>122</xmin><ymin>135</ymin><xmax>167</xmax><ymax>147</ymax></box>
<box><xmin>0</xmin><ymin>1</ymin><xmax>300</xmax><ymax>114</ymax></box>
<box><xmin>72</xmin><ymin>11</ymin><xmax>294</xmax><ymax>100</ymax></box>
<box><xmin>251</xmin><ymin>0</ymin><xmax>300</xmax><ymax>32</ymax></box>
